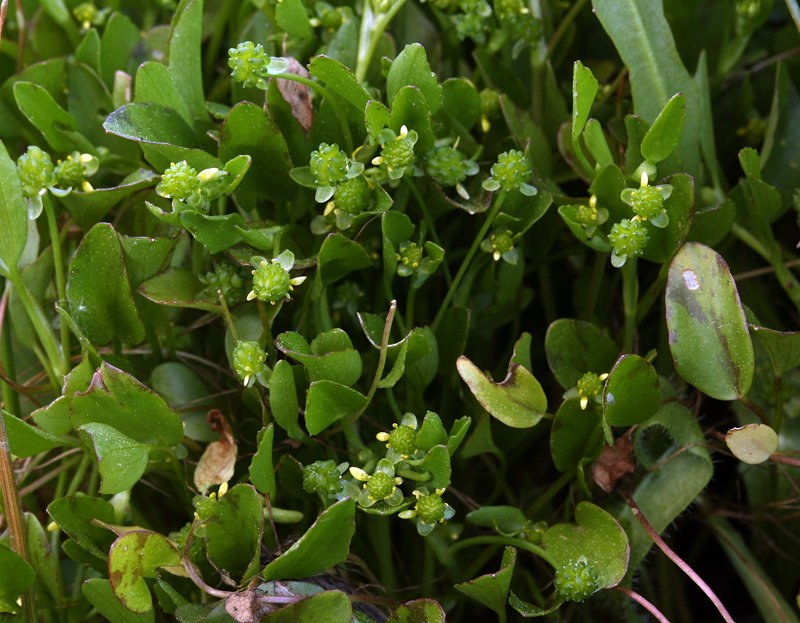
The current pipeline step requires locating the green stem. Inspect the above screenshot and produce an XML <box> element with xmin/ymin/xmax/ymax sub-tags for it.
<box><xmin>448</xmin><ymin>535</ymin><xmax>558</xmax><ymax>569</ymax></box>
<box><xmin>774</xmin><ymin>374</ymin><xmax>784</xmax><ymax>435</ymax></box>
<box><xmin>43</xmin><ymin>195</ymin><xmax>70</xmax><ymax>373</ymax></box>
<box><xmin>739</xmin><ymin>394</ymin><xmax>770</xmax><ymax>425</ymax></box>
<box><xmin>0</xmin><ymin>410</ymin><xmax>37</xmax><ymax>623</ymax></box>
<box><xmin>395</xmin><ymin>467</ymin><xmax>430</xmax><ymax>481</ymax></box>
<box><xmin>636</xmin><ymin>273</ymin><xmax>667</xmax><ymax>324</ymax></box>
<box><xmin>582</xmin><ymin>251</ymin><xmax>607</xmax><ymax>321</ymax></box>
<box><xmin>276</xmin><ymin>74</ymin><xmax>354</xmax><ymax>155</ymax></box>
<box><xmin>622</xmin><ymin>256</ymin><xmax>639</xmax><ymax>353</ymax></box>
<box><xmin>431</xmin><ymin>191</ymin><xmax>506</xmax><ymax>333</ymax></box>
<box><xmin>405</xmin><ymin>284</ymin><xmax>416</xmax><ymax>329</ymax></box>
<box><xmin>545</xmin><ymin>0</ymin><xmax>590</xmax><ymax>59</ymax></box>
<box><xmin>785</xmin><ymin>0</ymin><xmax>800</xmax><ymax>35</ymax></box>
<box><xmin>524</xmin><ymin>466</ymin><xmax>577</xmax><ymax>518</ymax></box>
<box><xmin>405</xmin><ymin>179</ymin><xmax>453</xmax><ymax>286</ymax></box>
<box><xmin>218</xmin><ymin>291</ymin><xmax>239</xmax><ymax>342</ymax></box>
<box><xmin>7</xmin><ymin>265</ymin><xmax>66</xmax><ymax>379</ymax></box>
<box><xmin>1</xmin><ymin>302</ymin><xmax>21</xmax><ymax>416</ymax></box>
<box><xmin>355</xmin><ymin>0</ymin><xmax>409</xmax><ymax>84</ymax></box>
<box><xmin>351</xmin><ymin>300</ymin><xmax>396</xmax><ymax>423</ymax></box>
<box><xmin>65</xmin><ymin>454</ymin><xmax>91</xmax><ymax>497</ymax></box>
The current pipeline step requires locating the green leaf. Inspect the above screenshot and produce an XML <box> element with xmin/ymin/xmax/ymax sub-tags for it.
<box><xmin>386</xmin><ymin>599</ymin><xmax>446</xmax><ymax>623</ymax></box>
<box><xmin>0</xmin><ymin>141</ymin><xmax>28</xmax><ymax>278</ymax></box>
<box><xmin>179</xmin><ymin>212</ymin><xmax>246</xmax><ymax>254</ymax></box>
<box><xmin>318</xmin><ymin>233</ymin><xmax>372</xmax><ymax>286</ymax></box>
<box><xmin>4</xmin><ymin>410</ymin><xmax>73</xmax><ymax>458</ymax></box>
<box><xmin>134</xmin><ymin>61</ymin><xmax>193</xmax><ymax>125</ymax></box>
<box><xmin>409</xmin><ymin>445</ymin><xmax>451</xmax><ymax>489</ymax></box>
<box><xmin>603</xmin><ymin>354</ymin><xmax>661</xmax><ymax>426</ymax></box>
<box><xmin>592</xmin><ymin>0</ymin><xmax>701</xmax><ymax>177</ymax></box>
<box><xmin>108</xmin><ymin>531</ymin><xmax>181</xmax><ymax>613</ymax></box>
<box><xmin>582</xmin><ymin>119</ymin><xmax>613</xmax><ymax>169</ymax></box>
<box><xmin>149</xmin><ymin>362</ymin><xmax>216</xmax><ymax>442</ymax></box>
<box><xmin>466</xmin><ymin>506</ymin><xmax>529</xmax><ymax>535</ymax></box>
<box><xmin>640</xmin><ymin>93</ymin><xmax>686</xmax><ymax>164</ymax></box>
<box><xmin>572</xmin><ymin>60</ymin><xmax>598</xmax><ymax>148</ymax></box>
<box><xmin>138</xmin><ymin>267</ymin><xmax>221</xmax><ymax>313</ymax></box>
<box><xmin>446</xmin><ymin>417</ymin><xmax>471</xmax><ymax>457</ymax></box>
<box><xmin>276</xmin><ymin>0</ymin><xmax>313</xmax><ymax>39</ymax></box>
<box><xmin>440</xmin><ymin>78</ymin><xmax>481</xmax><ymax>134</ymax></box>
<box><xmin>542</xmin><ymin>502</ymin><xmax>629</xmax><ymax>588</ymax></box>
<box><xmin>13</xmin><ymin>82</ymin><xmax>81</xmax><ymax>152</ymax></box>
<box><xmin>219</xmin><ymin>102</ymin><xmax>294</xmax><ymax>207</ymax></box>
<box><xmin>66</xmin><ymin>223</ymin><xmax>145</xmax><ymax>346</ymax></box>
<box><xmin>22</xmin><ymin>513</ymin><xmax>60</xmax><ymax>603</ymax></box>
<box><xmin>365</xmin><ymin>100</ymin><xmax>391</xmax><ymax>140</ymax></box>
<box><xmin>48</xmin><ymin>496</ymin><xmax>116</xmax><ymax>558</ymax></box>
<box><xmin>455</xmin><ymin>546</ymin><xmax>516</xmax><ymax>617</ymax></box>
<box><xmin>77</xmin><ymin>423</ymin><xmax>150</xmax><ymax>494</ymax></box>
<box><xmin>708</xmin><ymin>516</ymin><xmax>800</xmax><ymax>623</ymax></box>
<box><xmin>457</xmin><ymin>357</ymin><xmax>547</xmax><ymax>428</ymax></box>
<box><xmin>508</xmin><ymin>592</ymin><xmax>565</xmax><ymax>617</ymax></box>
<box><xmin>168</xmin><ymin>0</ymin><xmax>206</xmax><ymax>120</ymax></box>
<box><xmin>762</xmin><ymin>63</ymin><xmax>800</xmax><ymax>209</ymax></box>
<box><xmin>270</xmin><ymin>360</ymin><xmax>303</xmax><ymax>439</ymax></box>
<box><xmin>550</xmin><ymin>399</ymin><xmax>602</xmax><ymax>471</ymax></box>
<box><xmin>258</xmin><ymin>590</ymin><xmax>352</xmax><ymax>623</ymax></box>
<box><xmin>687</xmin><ymin>199</ymin><xmax>737</xmax><ymax>248</ymax></box>
<box><xmin>558</xmin><ymin>205</ymin><xmax>612</xmax><ymax>252</ymax></box>
<box><xmin>435</xmin><ymin>306</ymin><xmax>470</xmax><ymax>376</ymax></box>
<box><xmin>262</xmin><ymin>498</ymin><xmax>356</xmax><ymax>580</ymax></box>
<box><xmin>250</xmin><ymin>425</ymin><xmax>276</xmax><ymax>496</ymax></box>
<box><xmin>387</xmin><ymin>44</ymin><xmax>442</xmax><ymax>115</ymax></box>
<box><xmin>304</xmin><ymin>380</ymin><xmax>368</xmax><ymax>435</ymax></box>
<box><xmin>749</xmin><ymin>323</ymin><xmax>800</xmax><ymax>377</ymax></box>
<box><xmin>70</xmin><ymin>362</ymin><xmax>185</xmax><ymax>446</ymax></box>
<box><xmin>276</xmin><ymin>329</ymin><xmax>363</xmax><ymax>386</ymax></box>
<box><xmin>83</xmin><ymin>579</ymin><xmax>156</xmax><ymax>623</ymax></box>
<box><xmin>206</xmin><ymin>484</ymin><xmax>263</xmax><ymax>581</ymax></box>
<box><xmin>725</xmin><ymin>424</ymin><xmax>778</xmax><ymax>465</ymax></box>
<box><xmin>666</xmin><ymin>242</ymin><xmax>754</xmax><ymax>400</ymax></box>
<box><xmin>308</xmin><ymin>55</ymin><xmax>371</xmax><ymax>112</ymax></box>
<box><xmin>0</xmin><ymin>544</ymin><xmax>35</xmax><ymax>602</ymax></box>
<box><xmin>100</xmin><ymin>13</ymin><xmax>140</xmax><ymax>88</ymax></box>
<box><xmin>388</xmin><ymin>86</ymin><xmax>435</xmax><ymax>154</ymax></box>
<box><xmin>416</xmin><ymin>411</ymin><xmax>447</xmax><ymax>451</ymax></box>
<box><xmin>544</xmin><ymin>319</ymin><xmax>619</xmax><ymax>389</ymax></box>
<box><xmin>103</xmin><ymin>102</ymin><xmax>200</xmax><ymax>149</ymax></box>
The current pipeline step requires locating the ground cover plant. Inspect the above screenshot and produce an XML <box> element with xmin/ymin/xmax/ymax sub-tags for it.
<box><xmin>1</xmin><ymin>0</ymin><xmax>800</xmax><ymax>620</ymax></box>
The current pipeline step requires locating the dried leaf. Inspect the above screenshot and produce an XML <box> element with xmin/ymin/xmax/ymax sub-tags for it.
<box><xmin>592</xmin><ymin>429</ymin><xmax>635</xmax><ymax>492</ymax></box>
<box><xmin>194</xmin><ymin>409</ymin><xmax>238</xmax><ymax>492</ymax></box>
<box><xmin>276</xmin><ymin>57</ymin><xmax>313</xmax><ymax>135</ymax></box>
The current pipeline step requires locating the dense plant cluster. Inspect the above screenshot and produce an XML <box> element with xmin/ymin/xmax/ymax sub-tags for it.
<box><xmin>0</xmin><ymin>0</ymin><xmax>799</xmax><ymax>621</ymax></box>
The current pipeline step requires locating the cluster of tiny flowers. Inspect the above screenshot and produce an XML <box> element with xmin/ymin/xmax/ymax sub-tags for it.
<box><xmin>17</xmin><ymin>146</ymin><xmax>55</xmax><ymax>198</ymax></box>
<box><xmin>156</xmin><ymin>161</ymin><xmax>202</xmax><ymax>207</ymax></box>
<box><xmin>247</xmin><ymin>252</ymin><xmax>306</xmax><ymax>304</ymax></box>
<box><xmin>452</xmin><ymin>0</ymin><xmax>493</xmax><ymax>44</ymax></box>
<box><xmin>554</xmin><ymin>557</ymin><xmax>601</xmax><ymax>602</ymax></box>
<box><xmin>376</xmin><ymin>419</ymin><xmax>420</xmax><ymax>461</ymax></box>
<box><xmin>494</xmin><ymin>0</ymin><xmax>539</xmax><ymax>45</ymax></box>
<box><xmin>608</xmin><ymin>218</ymin><xmax>648</xmax><ymax>267</ymax></box>
<box><xmin>228</xmin><ymin>41</ymin><xmax>269</xmax><ymax>89</ymax></box>
<box><xmin>396</xmin><ymin>241</ymin><xmax>424</xmax><ymax>278</ymax></box>
<box><xmin>55</xmin><ymin>153</ymin><xmax>97</xmax><ymax>192</ymax></box>
<box><xmin>563</xmin><ymin>371</ymin><xmax>609</xmax><ymax>410</ymax></box>
<box><xmin>349</xmin><ymin>459</ymin><xmax>404</xmax><ymax>508</ymax></box>
<box><xmin>481</xmin><ymin>228</ymin><xmax>518</xmax><ymax>264</ymax></box>
<box><xmin>309</xmin><ymin>142</ymin><xmax>364</xmax><ymax>203</ymax></box>
<box><xmin>302</xmin><ymin>460</ymin><xmax>347</xmax><ymax>497</ymax></box>
<box><xmin>480</xmin><ymin>89</ymin><xmax>501</xmax><ymax>132</ymax></box>
<box><xmin>373</xmin><ymin>126</ymin><xmax>419</xmax><ymax>180</ymax></box>
<box><xmin>576</xmin><ymin>196</ymin><xmax>608</xmax><ymax>237</ymax></box>
<box><xmin>398</xmin><ymin>487</ymin><xmax>456</xmax><ymax>536</ymax></box>
<box><xmin>621</xmin><ymin>172</ymin><xmax>672</xmax><ymax>228</ymax></box>
<box><xmin>424</xmin><ymin>145</ymin><xmax>479</xmax><ymax>199</ymax></box>
<box><xmin>482</xmin><ymin>149</ymin><xmax>537</xmax><ymax>196</ymax></box>
<box><xmin>232</xmin><ymin>340</ymin><xmax>267</xmax><ymax>387</ymax></box>
<box><xmin>199</xmin><ymin>262</ymin><xmax>248</xmax><ymax>306</ymax></box>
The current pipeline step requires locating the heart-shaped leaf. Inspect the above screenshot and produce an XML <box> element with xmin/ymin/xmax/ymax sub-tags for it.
<box><xmin>205</xmin><ymin>484</ymin><xmax>263</xmax><ymax>581</ymax></box>
<box><xmin>455</xmin><ymin>546</ymin><xmax>516</xmax><ymax>617</ymax></box>
<box><xmin>77</xmin><ymin>423</ymin><xmax>150</xmax><ymax>495</ymax></box>
<box><xmin>603</xmin><ymin>354</ymin><xmax>661</xmax><ymax>426</ymax></box>
<box><xmin>545</xmin><ymin>319</ymin><xmax>619</xmax><ymax>389</ymax></box>
<box><xmin>304</xmin><ymin>380</ymin><xmax>368</xmax><ymax>435</ymax></box>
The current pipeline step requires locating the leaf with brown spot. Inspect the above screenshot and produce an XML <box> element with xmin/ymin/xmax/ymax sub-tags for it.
<box><xmin>194</xmin><ymin>410</ymin><xmax>237</xmax><ymax>493</ymax></box>
<box><xmin>592</xmin><ymin>429</ymin><xmax>635</xmax><ymax>492</ymax></box>
<box><xmin>276</xmin><ymin>58</ymin><xmax>313</xmax><ymax>135</ymax></box>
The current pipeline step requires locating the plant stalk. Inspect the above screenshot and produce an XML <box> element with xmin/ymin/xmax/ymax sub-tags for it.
<box><xmin>622</xmin><ymin>256</ymin><xmax>639</xmax><ymax>353</ymax></box>
<box><xmin>43</xmin><ymin>195</ymin><xmax>70</xmax><ymax>373</ymax></box>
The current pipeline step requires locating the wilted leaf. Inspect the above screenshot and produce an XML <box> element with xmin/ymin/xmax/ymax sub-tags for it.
<box><xmin>725</xmin><ymin>424</ymin><xmax>778</xmax><ymax>465</ymax></box>
<box><xmin>592</xmin><ymin>429</ymin><xmax>636</xmax><ymax>492</ymax></box>
<box><xmin>194</xmin><ymin>410</ymin><xmax>238</xmax><ymax>492</ymax></box>
<box><xmin>276</xmin><ymin>57</ymin><xmax>313</xmax><ymax>135</ymax></box>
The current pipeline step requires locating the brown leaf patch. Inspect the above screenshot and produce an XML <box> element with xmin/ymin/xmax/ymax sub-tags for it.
<box><xmin>194</xmin><ymin>409</ymin><xmax>237</xmax><ymax>493</ymax></box>
<box><xmin>276</xmin><ymin>57</ymin><xmax>313</xmax><ymax>135</ymax></box>
<box><xmin>592</xmin><ymin>428</ymin><xmax>635</xmax><ymax>492</ymax></box>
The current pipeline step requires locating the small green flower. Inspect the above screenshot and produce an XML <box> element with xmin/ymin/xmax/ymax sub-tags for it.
<box><xmin>376</xmin><ymin>413</ymin><xmax>420</xmax><ymax>461</ymax></box>
<box><xmin>554</xmin><ymin>556</ymin><xmax>602</xmax><ymax>602</ymax></box>
<box><xmin>563</xmin><ymin>371</ymin><xmax>609</xmax><ymax>410</ymax></box>
<box><xmin>329</xmin><ymin>175</ymin><xmax>373</xmax><ymax>223</ymax></box>
<box><xmin>608</xmin><ymin>217</ymin><xmax>649</xmax><ymax>268</ymax></box>
<box><xmin>373</xmin><ymin>125</ymin><xmax>418</xmax><ymax>180</ymax></box>
<box><xmin>73</xmin><ymin>2</ymin><xmax>108</xmax><ymax>29</ymax></box>
<box><xmin>54</xmin><ymin>152</ymin><xmax>99</xmax><ymax>192</ymax></box>
<box><xmin>482</xmin><ymin>149</ymin><xmax>537</xmax><ymax>196</ymax></box>
<box><xmin>396</xmin><ymin>241</ymin><xmax>424</xmax><ymax>277</ymax></box>
<box><xmin>303</xmin><ymin>460</ymin><xmax>347</xmax><ymax>496</ymax></box>
<box><xmin>17</xmin><ymin>146</ymin><xmax>56</xmax><ymax>199</ymax></box>
<box><xmin>200</xmin><ymin>261</ymin><xmax>248</xmax><ymax>306</ymax></box>
<box><xmin>576</xmin><ymin>196</ymin><xmax>609</xmax><ymax>237</ymax></box>
<box><xmin>228</xmin><ymin>41</ymin><xmax>269</xmax><ymax>89</ymax></box>
<box><xmin>197</xmin><ymin>167</ymin><xmax>230</xmax><ymax>202</ymax></box>
<box><xmin>620</xmin><ymin>171</ymin><xmax>672</xmax><ymax>228</ymax></box>
<box><xmin>156</xmin><ymin>161</ymin><xmax>203</xmax><ymax>207</ymax></box>
<box><xmin>309</xmin><ymin>142</ymin><xmax>364</xmax><ymax>202</ymax></box>
<box><xmin>398</xmin><ymin>486</ymin><xmax>456</xmax><ymax>536</ymax></box>
<box><xmin>232</xmin><ymin>340</ymin><xmax>267</xmax><ymax>387</ymax></box>
<box><xmin>480</xmin><ymin>228</ymin><xmax>518</xmax><ymax>264</ymax></box>
<box><xmin>452</xmin><ymin>0</ymin><xmax>492</xmax><ymax>44</ymax></box>
<box><xmin>349</xmin><ymin>459</ymin><xmax>404</xmax><ymax>508</ymax></box>
<box><xmin>424</xmin><ymin>145</ymin><xmax>479</xmax><ymax>199</ymax></box>
<box><xmin>494</xmin><ymin>0</ymin><xmax>539</xmax><ymax>51</ymax></box>
<box><xmin>480</xmin><ymin>88</ymin><xmax>501</xmax><ymax>133</ymax></box>
<box><xmin>247</xmin><ymin>251</ymin><xmax>307</xmax><ymax>304</ymax></box>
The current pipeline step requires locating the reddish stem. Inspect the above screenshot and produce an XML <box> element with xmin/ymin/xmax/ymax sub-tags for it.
<box><xmin>621</xmin><ymin>488</ymin><xmax>736</xmax><ymax>623</ymax></box>
<box><xmin>770</xmin><ymin>453</ymin><xmax>800</xmax><ymax>467</ymax></box>
<box><xmin>612</xmin><ymin>585</ymin><xmax>671</xmax><ymax>623</ymax></box>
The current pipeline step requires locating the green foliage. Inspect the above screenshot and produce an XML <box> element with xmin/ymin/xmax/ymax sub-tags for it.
<box><xmin>1</xmin><ymin>0</ymin><xmax>798</xmax><ymax>621</ymax></box>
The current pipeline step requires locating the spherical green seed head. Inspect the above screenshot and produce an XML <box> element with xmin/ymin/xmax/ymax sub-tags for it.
<box><xmin>416</xmin><ymin>492</ymin><xmax>446</xmax><ymax>525</ymax></box>
<box><xmin>388</xmin><ymin>425</ymin><xmax>418</xmax><ymax>457</ymax></box>
<box><xmin>310</xmin><ymin>143</ymin><xmax>349</xmax><ymax>188</ymax></box>
<box><xmin>334</xmin><ymin>175</ymin><xmax>371</xmax><ymax>215</ymax></box>
<box><xmin>554</xmin><ymin>558</ymin><xmax>601</xmax><ymax>602</ymax></box>
<box><xmin>303</xmin><ymin>460</ymin><xmax>344</xmax><ymax>496</ymax></box>
<box><xmin>17</xmin><ymin>146</ymin><xmax>55</xmax><ymax>198</ymax></box>
<box><xmin>577</xmin><ymin>372</ymin><xmax>603</xmax><ymax>400</ymax></box>
<box><xmin>232</xmin><ymin>340</ymin><xmax>266</xmax><ymax>385</ymax></box>
<box><xmin>73</xmin><ymin>2</ymin><xmax>98</xmax><ymax>24</ymax></box>
<box><xmin>491</xmin><ymin>150</ymin><xmax>531</xmax><ymax>190</ymax></box>
<box><xmin>55</xmin><ymin>157</ymin><xmax>86</xmax><ymax>189</ymax></box>
<box><xmin>491</xmin><ymin>229</ymin><xmax>514</xmax><ymax>255</ymax></box>
<box><xmin>608</xmin><ymin>218</ymin><xmax>649</xmax><ymax>257</ymax></box>
<box><xmin>251</xmin><ymin>260</ymin><xmax>291</xmax><ymax>304</ymax></box>
<box><xmin>228</xmin><ymin>41</ymin><xmax>268</xmax><ymax>88</ymax></box>
<box><xmin>193</xmin><ymin>495</ymin><xmax>217</xmax><ymax>521</ymax></box>
<box><xmin>576</xmin><ymin>205</ymin><xmax>600</xmax><ymax>229</ymax></box>
<box><xmin>367</xmin><ymin>471</ymin><xmax>394</xmax><ymax>500</ymax></box>
<box><xmin>425</xmin><ymin>146</ymin><xmax>467</xmax><ymax>187</ymax></box>
<box><xmin>397</xmin><ymin>242</ymin><xmax>423</xmax><ymax>270</ymax></box>
<box><xmin>157</xmin><ymin>161</ymin><xmax>199</xmax><ymax>202</ymax></box>
<box><xmin>201</xmin><ymin>262</ymin><xmax>247</xmax><ymax>306</ymax></box>
<box><xmin>381</xmin><ymin>134</ymin><xmax>416</xmax><ymax>172</ymax></box>
<box><xmin>630</xmin><ymin>184</ymin><xmax>665</xmax><ymax>221</ymax></box>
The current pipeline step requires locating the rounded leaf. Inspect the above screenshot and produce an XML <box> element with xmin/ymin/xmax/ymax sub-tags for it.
<box><xmin>725</xmin><ymin>424</ymin><xmax>778</xmax><ymax>465</ymax></box>
<box><xmin>603</xmin><ymin>354</ymin><xmax>661</xmax><ymax>426</ymax></box>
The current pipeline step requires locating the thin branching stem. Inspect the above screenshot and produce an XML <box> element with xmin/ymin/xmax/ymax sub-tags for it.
<box><xmin>612</xmin><ymin>585</ymin><xmax>671</xmax><ymax>623</ymax></box>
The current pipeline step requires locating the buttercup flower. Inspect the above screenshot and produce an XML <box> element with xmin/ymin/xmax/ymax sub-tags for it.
<box><xmin>481</xmin><ymin>228</ymin><xmax>518</xmax><ymax>264</ymax></box>
<box><xmin>563</xmin><ymin>371</ymin><xmax>609</xmax><ymax>410</ymax></box>
<box><xmin>376</xmin><ymin>413</ymin><xmax>420</xmax><ymax>461</ymax></box>
<box><xmin>576</xmin><ymin>196</ymin><xmax>609</xmax><ymax>238</ymax></box>
<box><xmin>398</xmin><ymin>486</ymin><xmax>455</xmax><ymax>536</ymax></box>
<box><xmin>232</xmin><ymin>340</ymin><xmax>267</xmax><ymax>387</ymax></box>
<box><xmin>424</xmin><ymin>145</ymin><xmax>479</xmax><ymax>199</ymax></box>
<box><xmin>349</xmin><ymin>459</ymin><xmax>404</xmax><ymax>508</ymax></box>
<box><xmin>482</xmin><ymin>149</ymin><xmax>537</xmax><ymax>196</ymax></box>
<box><xmin>608</xmin><ymin>218</ymin><xmax>648</xmax><ymax>268</ymax></box>
<box><xmin>620</xmin><ymin>171</ymin><xmax>672</xmax><ymax>228</ymax></box>
<box><xmin>373</xmin><ymin>125</ymin><xmax>418</xmax><ymax>180</ymax></box>
<box><xmin>248</xmin><ymin>251</ymin><xmax>307</xmax><ymax>304</ymax></box>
